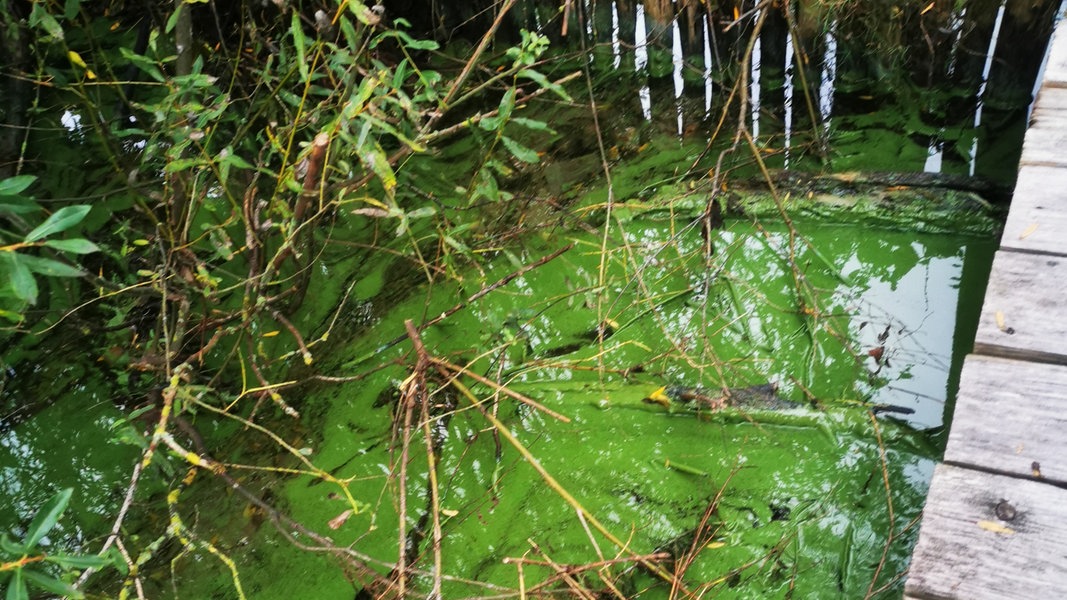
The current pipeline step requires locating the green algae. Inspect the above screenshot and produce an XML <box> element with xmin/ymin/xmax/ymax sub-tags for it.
<box><xmin>0</xmin><ymin>355</ymin><xmax>143</xmax><ymax>546</ymax></box>
<box><xmin>0</xmin><ymin>17</ymin><xmax>1018</xmax><ymax>599</ymax></box>
<box><xmin>0</xmin><ymin>150</ymin><xmax>996</xmax><ymax>598</ymax></box>
<box><xmin>251</xmin><ymin>213</ymin><xmax>989</xmax><ymax>598</ymax></box>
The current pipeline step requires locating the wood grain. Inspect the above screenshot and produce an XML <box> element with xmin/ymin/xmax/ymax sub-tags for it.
<box><xmin>974</xmin><ymin>251</ymin><xmax>1067</xmax><ymax>365</ymax></box>
<box><xmin>906</xmin><ymin>464</ymin><xmax>1067</xmax><ymax>599</ymax></box>
<box><xmin>1001</xmin><ymin>165</ymin><xmax>1067</xmax><ymax>256</ymax></box>
<box><xmin>945</xmin><ymin>355</ymin><xmax>1067</xmax><ymax>485</ymax></box>
<box><xmin>1020</xmin><ymin>99</ymin><xmax>1067</xmax><ymax>167</ymax></box>
<box><xmin>909</xmin><ymin>21</ymin><xmax>1067</xmax><ymax>599</ymax></box>
<box><xmin>1033</xmin><ymin>84</ymin><xmax>1067</xmax><ymax>110</ymax></box>
<box><xmin>1043</xmin><ymin>28</ymin><xmax>1067</xmax><ymax>88</ymax></box>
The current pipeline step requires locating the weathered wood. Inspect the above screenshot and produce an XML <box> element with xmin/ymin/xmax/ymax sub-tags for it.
<box><xmin>905</xmin><ymin>464</ymin><xmax>1067</xmax><ymax>599</ymax></box>
<box><xmin>909</xmin><ymin>19</ymin><xmax>1067</xmax><ymax>599</ymax></box>
<box><xmin>1043</xmin><ymin>27</ymin><xmax>1067</xmax><ymax>88</ymax></box>
<box><xmin>1000</xmin><ymin>165</ymin><xmax>1067</xmax><ymax>255</ymax></box>
<box><xmin>944</xmin><ymin>355</ymin><xmax>1067</xmax><ymax>485</ymax></box>
<box><xmin>974</xmin><ymin>251</ymin><xmax>1067</xmax><ymax>365</ymax></box>
<box><xmin>1020</xmin><ymin>93</ymin><xmax>1067</xmax><ymax>166</ymax></box>
<box><xmin>1032</xmin><ymin>82</ymin><xmax>1067</xmax><ymax>109</ymax></box>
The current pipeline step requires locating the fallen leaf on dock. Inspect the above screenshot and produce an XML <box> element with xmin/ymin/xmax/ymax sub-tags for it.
<box><xmin>995</xmin><ymin>311</ymin><xmax>1007</xmax><ymax>332</ymax></box>
<box><xmin>977</xmin><ymin>520</ymin><xmax>1015</xmax><ymax>535</ymax></box>
<box><xmin>1019</xmin><ymin>223</ymin><xmax>1039</xmax><ymax>239</ymax></box>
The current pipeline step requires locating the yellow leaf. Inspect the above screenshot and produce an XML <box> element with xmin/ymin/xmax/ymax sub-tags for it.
<box><xmin>67</xmin><ymin>50</ymin><xmax>87</xmax><ymax>68</ymax></box>
<box><xmin>977</xmin><ymin>520</ymin><xmax>1014</xmax><ymax>535</ymax></box>
<box><xmin>645</xmin><ymin>386</ymin><xmax>671</xmax><ymax>408</ymax></box>
<box><xmin>1019</xmin><ymin>223</ymin><xmax>1039</xmax><ymax>240</ymax></box>
<box><xmin>262</xmin><ymin>330</ymin><xmax>280</xmax><ymax>337</ymax></box>
<box><xmin>705</xmin><ymin>541</ymin><xmax>726</xmax><ymax>549</ymax></box>
<box><xmin>67</xmin><ymin>51</ymin><xmax>97</xmax><ymax>79</ymax></box>
<box><xmin>995</xmin><ymin>310</ymin><xmax>1006</xmax><ymax>332</ymax></box>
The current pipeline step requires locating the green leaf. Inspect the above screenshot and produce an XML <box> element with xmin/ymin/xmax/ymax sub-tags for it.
<box><xmin>497</xmin><ymin>88</ymin><xmax>516</xmax><ymax>122</ymax></box>
<box><xmin>218</xmin><ymin>150</ymin><xmax>255</xmax><ymax>170</ymax></box>
<box><xmin>0</xmin><ymin>533</ymin><xmax>29</xmax><ymax>556</ymax></box>
<box><xmin>5</xmin><ymin>568</ymin><xmax>28</xmax><ymax>600</ymax></box>
<box><xmin>359</xmin><ymin>144</ymin><xmax>396</xmax><ymax>194</ymax></box>
<box><xmin>390</xmin><ymin>30</ymin><xmax>438</xmax><ymax>51</ymax></box>
<box><xmin>0</xmin><ymin>202</ymin><xmax>42</xmax><ymax>216</ymax></box>
<box><xmin>42</xmin><ymin>239</ymin><xmax>99</xmax><ymax>254</ymax></box>
<box><xmin>471</xmin><ymin>167</ymin><xmax>500</xmax><ymax>203</ymax></box>
<box><xmin>338</xmin><ymin>16</ymin><xmax>359</xmax><ymax>50</ymax></box>
<box><xmin>346</xmin><ymin>75</ymin><xmax>378</xmax><ymax>117</ymax></box>
<box><xmin>511</xmin><ymin>117</ymin><xmax>556</xmax><ymax>134</ymax></box>
<box><xmin>164</xmin><ymin>6</ymin><xmax>181</xmax><ymax>34</ymax></box>
<box><xmin>346</xmin><ymin>1</ymin><xmax>375</xmax><ymax>25</ymax></box>
<box><xmin>165</xmin><ymin>157</ymin><xmax>207</xmax><ymax>173</ymax></box>
<box><xmin>107</xmin><ymin>545</ymin><xmax>129</xmax><ymax>576</ymax></box>
<box><xmin>23</xmin><ymin>488</ymin><xmax>73</xmax><ymax>548</ymax></box>
<box><xmin>21</xmin><ymin>570</ymin><xmax>82</xmax><ymax>599</ymax></box>
<box><xmin>28</xmin><ymin>3</ymin><xmax>64</xmax><ymax>41</ymax></box>
<box><xmin>118</xmin><ymin>47</ymin><xmax>165</xmax><ymax>82</ymax></box>
<box><xmin>19</xmin><ymin>255</ymin><xmax>84</xmax><ymax>278</ymax></box>
<box><xmin>290</xmin><ymin>13</ymin><xmax>309</xmax><ymax>82</ymax></box>
<box><xmin>25</xmin><ymin>205</ymin><xmax>91</xmax><ymax>242</ymax></box>
<box><xmin>0</xmin><ymin>308</ymin><xmax>22</xmax><ymax>324</ymax></box>
<box><xmin>478</xmin><ymin>115</ymin><xmax>501</xmax><ymax>131</ymax></box>
<box><xmin>217</xmin><ymin>148</ymin><xmax>255</xmax><ymax>186</ymax></box>
<box><xmin>517</xmin><ymin>69</ymin><xmax>572</xmax><ymax>101</ymax></box>
<box><xmin>359</xmin><ymin>114</ymin><xmax>425</xmax><ymax>152</ymax></box>
<box><xmin>405</xmin><ymin>207</ymin><xmax>436</xmax><ymax>220</ymax></box>
<box><xmin>501</xmin><ymin>136</ymin><xmax>540</xmax><ymax>163</ymax></box>
<box><xmin>443</xmin><ymin>235</ymin><xmax>470</xmax><ymax>253</ymax></box>
<box><xmin>45</xmin><ymin>553</ymin><xmax>111</xmax><ymax>570</ymax></box>
<box><xmin>392</xmin><ymin>60</ymin><xmax>408</xmax><ymax>89</ymax></box>
<box><xmin>0</xmin><ymin>175</ymin><xmax>36</xmax><ymax>196</ymax></box>
<box><xmin>0</xmin><ymin>252</ymin><xmax>38</xmax><ymax>305</ymax></box>
<box><xmin>63</xmin><ymin>0</ymin><xmax>81</xmax><ymax>20</ymax></box>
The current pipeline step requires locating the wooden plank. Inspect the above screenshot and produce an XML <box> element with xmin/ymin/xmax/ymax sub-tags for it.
<box><xmin>945</xmin><ymin>355</ymin><xmax>1067</xmax><ymax>485</ymax></box>
<box><xmin>1001</xmin><ymin>165</ymin><xmax>1067</xmax><ymax>255</ymax></box>
<box><xmin>974</xmin><ymin>251</ymin><xmax>1067</xmax><ymax>365</ymax></box>
<box><xmin>1019</xmin><ymin>98</ymin><xmax>1067</xmax><ymax>166</ymax></box>
<box><xmin>1033</xmin><ymin>84</ymin><xmax>1067</xmax><ymax>110</ymax></box>
<box><xmin>1043</xmin><ymin>26</ymin><xmax>1067</xmax><ymax>88</ymax></box>
<box><xmin>905</xmin><ymin>464</ymin><xmax>1067</xmax><ymax>599</ymax></box>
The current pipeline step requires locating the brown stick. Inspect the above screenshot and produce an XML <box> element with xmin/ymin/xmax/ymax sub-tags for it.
<box><xmin>364</xmin><ymin>243</ymin><xmax>574</xmax><ymax>360</ymax></box>
<box><xmin>431</xmin><ymin>357</ymin><xmax>570</xmax><ymax>422</ymax></box>
<box><xmin>294</xmin><ymin>132</ymin><xmax>330</xmax><ymax>225</ymax></box>
<box><xmin>430</xmin><ymin>0</ymin><xmax>518</xmax><ymax>122</ymax></box>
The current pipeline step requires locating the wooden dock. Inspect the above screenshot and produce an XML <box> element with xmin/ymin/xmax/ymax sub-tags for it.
<box><xmin>904</xmin><ymin>21</ymin><xmax>1067</xmax><ymax>600</ymax></box>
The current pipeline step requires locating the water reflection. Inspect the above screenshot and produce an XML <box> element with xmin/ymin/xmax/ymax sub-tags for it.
<box><xmin>969</xmin><ymin>0</ymin><xmax>1008</xmax><ymax>176</ymax></box>
<box><xmin>589</xmin><ymin>0</ymin><xmax>1055</xmax><ymax>182</ymax></box>
<box><xmin>0</xmin><ymin>393</ymin><xmax>138</xmax><ymax>542</ymax></box>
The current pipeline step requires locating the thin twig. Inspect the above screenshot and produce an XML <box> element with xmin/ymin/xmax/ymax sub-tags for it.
<box><xmin>431</xmin><ymin>357</ymin><xmax>571</xmax><ymax>422</ymax></box>
<box><xmin>864</xmin><ymin>411</ymin><xmax>897</xmax><ymax>599</ymax></box>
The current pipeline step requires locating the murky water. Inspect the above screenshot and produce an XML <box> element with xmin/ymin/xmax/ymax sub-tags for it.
<box><xmin>269</xmin><ymin>215</ymin><xmax>992</xmax><ymax>598</ymax></box>
<box><xmin>588</xmin><ymin>0</ymin><xmax>1058</xmax><ymax>183</ymax></box>
<box><xmin>0</xmin><ymin>1</ymin><xmax>1053</xmax><ymax>597</ymax></box>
